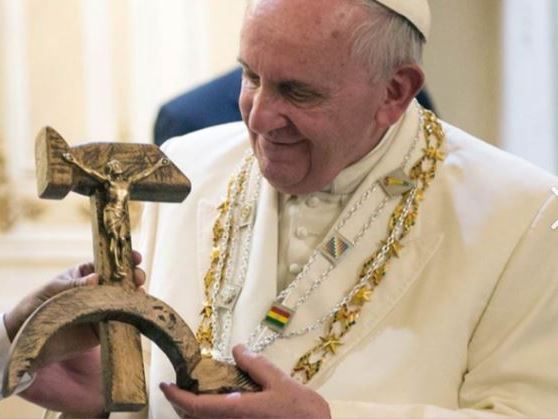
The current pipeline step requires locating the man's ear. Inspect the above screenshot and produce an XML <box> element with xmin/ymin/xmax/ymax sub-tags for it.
<box><xmin>375</xmin><ymin>64</ymin><xmax>425</xmax><ymax>126</ymax></box>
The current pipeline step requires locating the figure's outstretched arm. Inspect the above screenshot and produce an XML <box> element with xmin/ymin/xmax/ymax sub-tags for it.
<box><xmin>128</xmin><ymin>157</ymin><xmax>169</xmax><ymax>184</ymax></box>
<box><xmin>62</xmin><ymin>152</ymin><xmax>107</xmax><ymax>183</ymax></box>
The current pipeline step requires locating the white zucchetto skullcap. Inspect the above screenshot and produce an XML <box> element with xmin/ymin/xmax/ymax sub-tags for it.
<box><xmin>374</xmin><ymin>0</ymin><xmax>431</xmax><ymax>40</ymax></box>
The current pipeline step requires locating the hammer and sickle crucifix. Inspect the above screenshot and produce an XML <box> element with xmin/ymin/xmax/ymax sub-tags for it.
<box><xmin>2</xmin><ymin>127</ymin><xmax>258</xmax><ymax>415</ymax></box>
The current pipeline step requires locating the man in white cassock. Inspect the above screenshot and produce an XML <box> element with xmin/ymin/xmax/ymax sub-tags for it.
<box><xmin>1</xmin><ymin>0</ymin><xmax>558</xmax><ymax>417</ymax></box>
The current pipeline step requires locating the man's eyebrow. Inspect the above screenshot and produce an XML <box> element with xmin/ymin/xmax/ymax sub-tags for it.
<box><xmin>237</xmin><ymin>57</ymin><xmax>326</xmax><ymax>95</ymax></box>
<box><xmin>237</xmin><ymin>58</ymin><xmax>250</xmax><ymax>70</ymax></box>
<box><xmin>281</xmin><ymin>80</ymin><xmax>316</xmax><ymax>90</ymax></box>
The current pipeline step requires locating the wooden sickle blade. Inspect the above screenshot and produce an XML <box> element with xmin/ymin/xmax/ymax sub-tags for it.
<box><xmin>2</xmin><ymin>286</ymin><xmax>259</xmax><ymax>399</ymax></box>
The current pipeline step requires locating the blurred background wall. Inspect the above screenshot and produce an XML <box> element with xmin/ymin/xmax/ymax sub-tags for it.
<box><xmin>424</xmin><ymin>0</ymin><xmax>502</xmax><ymax>146</ymax></box>
<box><xmin>0</xmin><ymin>0</ymin><xmax>556</xmax><ymax>416</ymax></box>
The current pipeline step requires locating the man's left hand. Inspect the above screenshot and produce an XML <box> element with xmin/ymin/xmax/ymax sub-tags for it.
<box><xmin>160</xmin><ymin>344</ymin><xmax>331</xmax><ymax>418</ymax></box>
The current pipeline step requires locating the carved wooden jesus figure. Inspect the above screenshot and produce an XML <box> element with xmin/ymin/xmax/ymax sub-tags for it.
<box><xmin>62</xmin><ymin>153</ymin><xmax>169</xmax><ymax>279</ymax></box>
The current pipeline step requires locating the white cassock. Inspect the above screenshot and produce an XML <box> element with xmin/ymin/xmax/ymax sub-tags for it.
<box><xmin>139</xmin><ymin>101</ymin><xmax>558</xmax><ymax>417</ymax></box>
<box><xmin>1</xmin><ymin>101</ymin><xmax>557</xmax><ymax>418</ymax></box>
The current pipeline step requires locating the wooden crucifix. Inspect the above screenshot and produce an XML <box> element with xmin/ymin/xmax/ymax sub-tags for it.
<box><xmin>3</xmin><ymin>127</ymin><xmax>259</xmax><ymax>415</ymax></box>
<box><xmin>37</xmin><ymin>127</ymin><xmax>191</xmax><ymax>411</ymax></box>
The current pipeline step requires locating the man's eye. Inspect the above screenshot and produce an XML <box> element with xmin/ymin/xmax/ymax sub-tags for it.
<box><xmin>280</xmin><ymin>85</ymin><xmax>321</xmax><ymax>104</ymax></box>
<box><xmin>243</xmin><ymin>72</ymin><xmax>260</xmax><ymax>87</ymax></box>
<box><xmin>288</xmin><ymin>90</ymin><xmax>316</xmax><ymax>101</ymax></box>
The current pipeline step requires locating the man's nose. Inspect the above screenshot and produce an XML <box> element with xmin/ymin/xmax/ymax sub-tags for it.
<box><xmin>247</xmin><ymin>88</ymin><xmax>287</xmax><ymax>135</ymax></box>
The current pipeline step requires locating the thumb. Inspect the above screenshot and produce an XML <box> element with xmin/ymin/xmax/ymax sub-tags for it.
<box><xmin>232</xmin><ymin>344</ymin><xmax>283</xmax><ymax>389</ymax></box>
<box><xmin>42</xmin><ymin>272</ymin><xmax>99</xmax><ymax>299</ymax></box>
<box><xmin>73</xmin><ymin>272</ymin><xmax>99</xmax><ymax>287</ymax></box>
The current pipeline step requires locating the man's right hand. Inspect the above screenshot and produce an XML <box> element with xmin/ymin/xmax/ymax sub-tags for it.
<box><xmin>2</xmin><ymin>251</ymin><xmax>146</xmax><ymax>417</ymax></box>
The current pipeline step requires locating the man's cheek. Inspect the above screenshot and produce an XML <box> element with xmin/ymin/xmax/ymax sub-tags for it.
<box><xmin>239</xmin><ymin>92</ymin><xmax>253</xmax><ymax>121</ymax></box>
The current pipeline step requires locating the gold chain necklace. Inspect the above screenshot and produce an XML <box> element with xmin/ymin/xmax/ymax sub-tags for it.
<box><xmin>291</xmin><ymin>110</ymin><xmax>445</xmax><ymax>383</ymax></box>
<box><xmin>196</xmin><ymin>154</ymin><xmax>255</xmax><ymax>357</ymax></box>
<box><xmin>197</xmin><ymin>109</ymin><xmax>445</xmax><ymax>382</ymax></box>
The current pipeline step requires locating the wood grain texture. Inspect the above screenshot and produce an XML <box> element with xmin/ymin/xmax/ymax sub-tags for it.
<box><xmin>91</xmin><ymin>192</ymin><xmax>146</xmax><ymax>411</ymax></box>
<box><xmin>2</xmin><ymin>286</ymin><xmax>259</xmax><ymax>398</ymax></box>
<box><xmin>29</xmin><ymin>127</ymin><xmax>193</xmax><ymax>412</ymax></box>
<box><xmin>35</xmin><ymin>126</ymin><xmax>191</xmax><ymax>202</ymax></box>
<box><xmin>35</xmin><ymin>127</ymin><xmax>73</xmax><ymax>199</ymax></box>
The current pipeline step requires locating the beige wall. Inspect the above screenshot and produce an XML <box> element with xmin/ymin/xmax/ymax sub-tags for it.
<box><xmin>204</xmin><ymin>1</ymin><xmax>246</xmax><ymax>76</ymax></box>
<box><xmin>26</xmin><ymin>0</ymin><xmax>87</xmax><ymax>144</ymax></box>
<box><xmin>424</xmin><ymin>0</ymin><xmax>502</xmax><ymax>145</ymax></box>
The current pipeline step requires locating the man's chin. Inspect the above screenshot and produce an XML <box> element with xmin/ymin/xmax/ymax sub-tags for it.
<box><xmin>263</xmin><ymin>172</ymin><xmax>305</xmax><ymax>195</ymax></box>
<box><xmin>256</xmin><ymin>157</ymin><xmax>318</xmax><ymax>194</ymax></box>
<box><xmin>264</xmin><ymin>173</ymin><xmax>325</xmax><ymax>196</ymax></box>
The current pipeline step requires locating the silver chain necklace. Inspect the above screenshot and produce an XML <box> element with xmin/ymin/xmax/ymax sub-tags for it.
<box><xmin>211</xmin><ymin>111</ymin><xmax>424</xmax><ymax>362</ymax></box>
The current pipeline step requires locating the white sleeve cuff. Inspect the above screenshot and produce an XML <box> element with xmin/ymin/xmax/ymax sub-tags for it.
<box><xmin>0</xmin><ymin>313</ymin><xmax>11</xmax><ymax>400</ymax></box>
<box><xmin>0</xmin><ymin>314</ymin><xmax>36</xmax><ymax>398</ymax></box>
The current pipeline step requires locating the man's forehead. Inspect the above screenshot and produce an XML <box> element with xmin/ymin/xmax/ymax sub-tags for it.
<box><xmin>243</xmin><ymin>0</ymin><xmax>363</xmax><ymax>48</ymax></box>
<box><xmin>247</xmin><ymin>0</ymin><xmax>431</xmax><ymax>41</ymax></box>
<box><xmin>239</xmin><ymin>0</ymin><xmax>368</xmax><ymax>89</ymax></box>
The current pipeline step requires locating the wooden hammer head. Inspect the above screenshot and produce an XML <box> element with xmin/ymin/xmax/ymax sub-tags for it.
<box><xmin>35</xmin><ymin>126</ymin><xmax>191</xmax><ymax>202</ymax></box>
<box><xmin>35</xmin><ymin>126</ymin><xmax>73</xmax><ymax>199</ymax></box>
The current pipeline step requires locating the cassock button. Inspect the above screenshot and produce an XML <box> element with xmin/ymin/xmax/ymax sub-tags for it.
<box><xmin>306</xmin><ymin>196</ymin><xmax>320</xmax><ymax>208</ymax></box>
<box><xmin>289</xmin><ymin>263</ymin><xmax>302</xmax><ymax>275</ymax></box>
<box><xmin>295</xmin><ymin>226</ymin><xmax>308</xmax><ymax>239</ymax></box>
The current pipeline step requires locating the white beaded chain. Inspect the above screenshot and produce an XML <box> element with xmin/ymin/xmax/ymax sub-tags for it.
<box><xmin>212</xmin><ymin>158</ymin><xmax>262</xmax><ymax>360</ymax></box>
<box><xmin>210</xmin><ymin>109</ymin><xmax>425</xmax><ymax>361</ymax></box>
<box><xmin>247</xmin><ymin>115</ymin><xmax>423</xmax><ymax>353</ymax></box>
<box><xmin>249</xmin><ymin>188</ymin><xmax>417</xmax><ymax>353</ymax></box>
<box><xmin>208</xmin><ymin>154</ymin><xmax>255</xmax><ymax>359</ymax></box>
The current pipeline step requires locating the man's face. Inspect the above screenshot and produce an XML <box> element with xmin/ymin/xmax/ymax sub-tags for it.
<box><xmin>239</xmin><ymin>0</ymin><xmax>389</xmax><ymax>195</ymax></box>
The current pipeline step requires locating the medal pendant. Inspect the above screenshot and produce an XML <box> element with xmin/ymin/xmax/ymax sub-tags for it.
<box><xmin>238</xmin><ymin>202</ymin><xmax>255</xmax><ymax>228</ymax></box>
<box><xmin>215</xmin><ymin>284</ymin><xmax>242</xmax><ymax>310</ymax></box>
<box><xmin>380</xmin><ymin>168</ymin><xmax>415</xmax><ymax>197</ymax></box>
<box><xmin>320</xmin><ymin>231</ymin><xmax>353</xmax><ymax>266</ymax></box>
<box><xmin>263</xmin><ymin>303</ymin><xmax>295</xmax><ymax>333</ymax></box>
